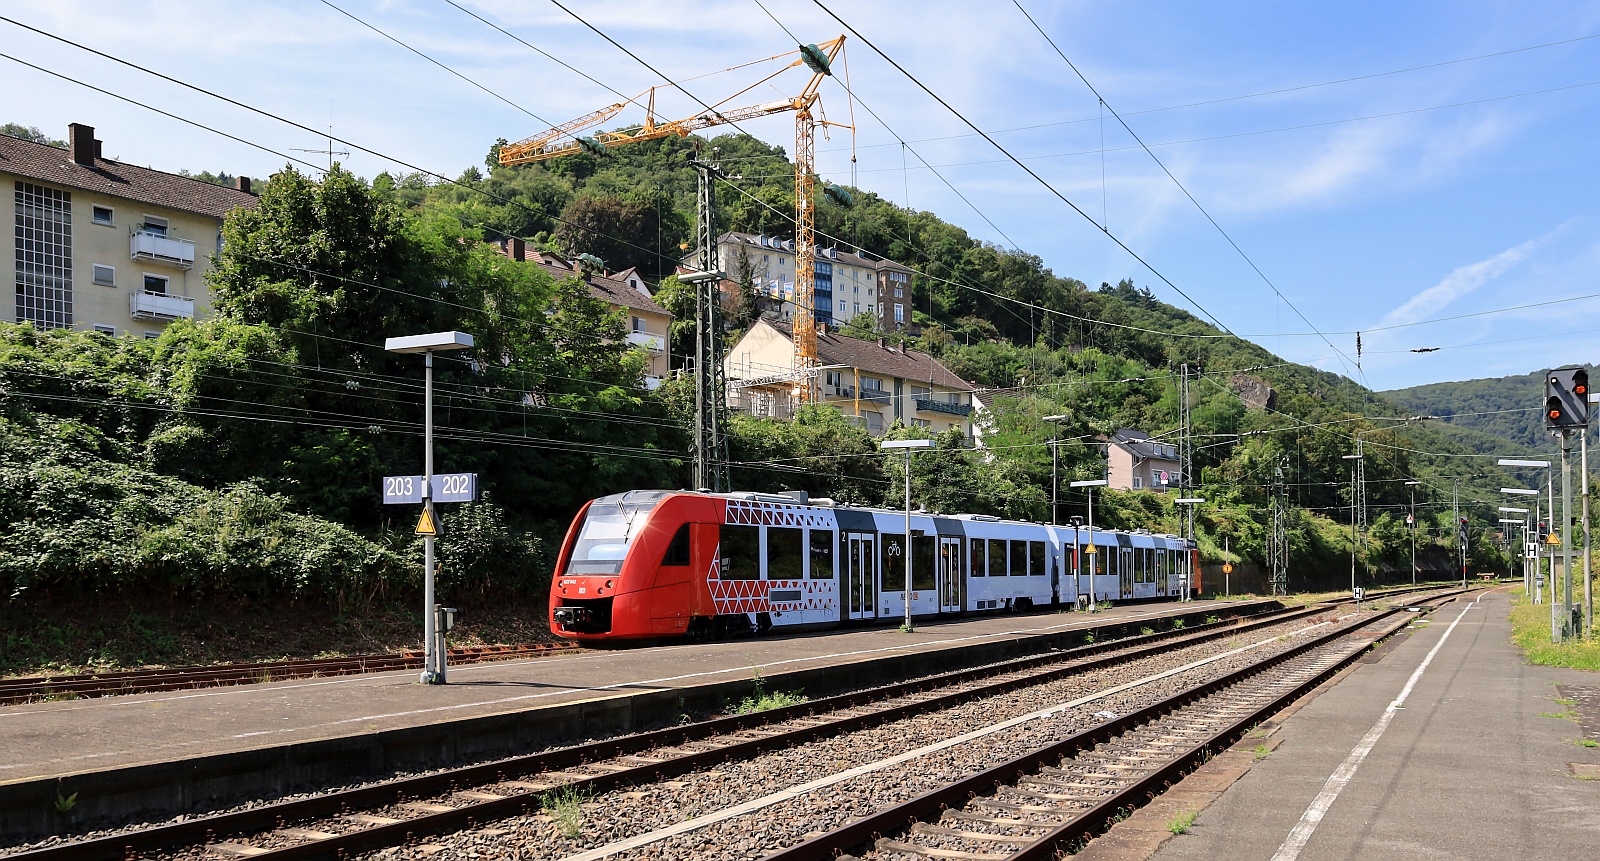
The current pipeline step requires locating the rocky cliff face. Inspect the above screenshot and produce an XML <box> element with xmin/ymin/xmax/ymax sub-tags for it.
<box><xmin>1230</xmin><ymin>373</ymin><xmax>1278</xmax><ymax>411</ymax></box>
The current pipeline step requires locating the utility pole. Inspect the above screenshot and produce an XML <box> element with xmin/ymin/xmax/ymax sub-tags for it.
<box><xmin>688</xmin><ymin>150</ymin><xmax>730</xmax><ymax>492</ymax></box>
<box><xmin>1405</xmin><ymin>480</ymin><xmax>1421</xmax><ymax>585</ymax></box>
<box><xmin>1357</xmin><ymin>437</ymin><xmax>1368</xmax><ymax>583</ymax></box>
<box><xmin>1453</xmin><ymin>480</ymin><xmax>1464</xmax><ymax>589</ymax></box>
<box><xmin>1584</xmin><ymin>425</ymin><xmax>1593</xmax><ymax>638</ymax></box>
<box><xmin>1179</xmin><ymin>363</ymin><xmax>1194</xmax><ymax>548</ymax></box>
<box><xmin>1271</xmin><ymin>457</ymin><xmax>1288</xmax><ymax>597</ymax></box>
<box><xmin>1344</xmin><ymin>451</ymin><xmax>1362</xmax><ymax>597</ymax></box>
<box><xmin>1561</xmin><ymin>431</ymin><xmax>1575</xmax><ymax>640</ymax></box>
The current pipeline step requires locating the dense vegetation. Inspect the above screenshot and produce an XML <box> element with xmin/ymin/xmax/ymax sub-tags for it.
<box><xmin>1384</xmin><ymin>366</ymin><xmax>1597</xmax><ymax>454</ymax></box>
<box><xmin>1</xmin><ymin>127</ymin><xmax>1548</xmax><ymax>633</ymax></box>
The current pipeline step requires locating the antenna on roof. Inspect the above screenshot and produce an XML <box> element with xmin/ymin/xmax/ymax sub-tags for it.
<box><xmin>291</xmin><ymin>126</ymin><xmax>350</xmax><ymax>172</ymax></box>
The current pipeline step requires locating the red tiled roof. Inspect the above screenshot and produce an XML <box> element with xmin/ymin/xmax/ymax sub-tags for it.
<box><xmin>0</xmin><ymin>133</ymin><xmax>258</xmax><ymax>219</ymax></box>
<box><xmin>494</xmin><ymin>242</ymin><xmax>670</xmax><ymax>317</ymax></box>
<box><xmin>762</xmin><ymin>319</ymin><xmax>971</xmax><ymax>391</ymax></box>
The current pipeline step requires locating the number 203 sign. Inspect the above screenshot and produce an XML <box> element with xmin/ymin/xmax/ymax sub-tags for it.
<box><xmin>381</xmin><ymin>473</ymin><xmax>478</xmax><ymax>504</ymax></box>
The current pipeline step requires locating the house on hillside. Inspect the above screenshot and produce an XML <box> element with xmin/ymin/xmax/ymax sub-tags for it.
<box><xmin>724</xmin><ymin>318</ymin><xmax>975</xmax><ymax>438</ymax></box>
<box><xmin>1105</xmin><ymin>428</ymin><xmax>1181</xmax><ymax>491</ymax></box>
<box><xmin>2</xmin><ymin>122</ymin><xmax>258</xmax><ymax>336</ymax></box>
<box><xmin>496</xmin><ymin>238</ymin><xmax>672</xmax><ymax>388</ymax></box>
<box><xmin>707</xmin><ymin>231</ymin><xmax>919</xmax><ymax>331</ymax></box>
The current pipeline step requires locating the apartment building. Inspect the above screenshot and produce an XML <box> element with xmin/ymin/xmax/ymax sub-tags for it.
<box><xmin>3</xmin><ymin>123</ymin><xmax>257</xmax><ymax>337</ymax></box>
<box><xmin>725</xmin><ymin>318</ymin><xmax>975</xmax><ymax>437</ymax></box>
<box><xmin>496</xmin><ymin>239</ymin><xmax>672</xmax><ymax>388</ymax></box>
<box><xmin>713</xmin><ymin>231</ymin><xmax>918</xmax><ymax>330</ymax></box>
<box><xmin>1105</xmin><ymin>428</ymin><xmax>1182</xmax><ymax>491</ymax></box>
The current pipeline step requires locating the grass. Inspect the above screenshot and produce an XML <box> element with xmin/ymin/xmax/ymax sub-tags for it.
<box><xmin>1252</xmin><ymin>743</ymin><xmax>1273</xmax><ymax>761</ymax></box>
<box><xmin>539</xmin><ymin>785</ymin><xmax>589</xmax><ymax>838</ymax></box>
<box><xmin>1167</xmin><ymin>808</ymin><xmax>1197</xmax><ymax>835</ymax></box>
<box><xmin>1573</xmin><ymin>738</ymin><xmax>1597</xmax><ymax>748</ymax></box>
<box><xmin>733</xmin><ymin>673</ymin><xmax>807</xmax><ymax>715</ymax></box>
<box><xmin>1171</xmin><ymin>618</ymin><xmax>1185</xmax><ymax>630</ymax></box>
<box><xmin>1508</xmin><ymin>588</ymin><xmax>1600</xmax><ymax>672</ymax></box>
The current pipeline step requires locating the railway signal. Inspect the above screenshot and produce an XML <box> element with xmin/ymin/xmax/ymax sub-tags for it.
<box><xmin>1544</xmin><ymin>366</ymin><xmax>1590</xmax><ymax>429</ymax></box>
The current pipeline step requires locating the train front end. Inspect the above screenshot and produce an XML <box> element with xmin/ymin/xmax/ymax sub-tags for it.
<box><xmin>549</xmin><ymin>490</ymin><xmax>716</xmax><ymax>641</ymax></box>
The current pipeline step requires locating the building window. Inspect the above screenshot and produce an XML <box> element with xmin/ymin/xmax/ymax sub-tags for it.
<box><xmin>825</xmin><ymin>370</ymin><xmax>843</xmax><ymax>387</ymax></box>
<box><xmin>93</xmin><ymin>264</ymin><xmax>115</xmax><ymax>286</ymax></box>
<box><xmin>92</xmin><ymin>205</ymin><xmax>113</xmax><ymax>226</ymax></box>
<box><xmin>143</xmin><ymin>274</ymin><xmax>169</xmax><ymax>295</ymax></box>
<box><xmin>1133</xmin><ymin>476</ymin><xmax>1142</xmax><ymax>489</ymax></box>
<box><xmin>143</xmin><ymin>330</ymin><xmax>161</xmax><ymax>339</ymax></box>
<box><xmin>911</xmin><ymin>418</ymin><xmax>931</xmax><ymax>428</ymax></box>
<box><xmin>838</xmin><ymin>299</ymin><xmax>846</xmax><ymax>313</ymax></box>
<box><xmin>854</xmin><ymin>302</ymin><xmax>861</xmax><ymax>315</ymax></box>
<box><xmin>141</xmin><ymin>215</ymin><xmax>168</xmax><ymax>237</ymax></box>
<box><xmin>894</xmin><ymin>303</ymin><xmax>904</xmax><ymax>323</ymax></box>
<box><xmin>631</xmin><ymin>316</ymin><xmax>646</xmax><ymax>332</ymax></box>
<box><xmin>92</xmin><ymin>324</ymin><xmax>115</xmax><ymax>336</ymax></box>
<box><xmin>861</xmin><ymin>376</ymin><xmax>882</xmax><ymax>391</ymax></box>
<box><xmin>14</xmin><ymin>181</ymin><xmax>73</xmax><ymax>330</ymax></box>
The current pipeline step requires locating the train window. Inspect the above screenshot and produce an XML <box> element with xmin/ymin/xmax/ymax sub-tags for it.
<box><xmin>970</xmin><ymin>539</ymin><xmax>985</xmax><ymax>577</ymax></box>
<box><xmin>660</xmin><ymin>524</ymin><xmax>692</xmax><ymax>567</ymax></box>
<box><xmin>767</xmin><ymin>527</ymin><xmax>804</xmax><ymax>581</ymax></box>
<box><xmin>1009</xmin><ymin>540</ymin><xmax>1027</xmax><ymax>576</ymax></box>
<box><xmin>988</xmin><ymin>539</ymin><xmax>1006</xmax><ymax>577</ymax></box>
<box><xmin>566</xmin><ymin>503</ymin><xmax>635</xmax><ymax>575</ymax></box>
<box><xmin>913</xmin><ymin>534</ymin><xmax>936</xmax><ymax>590</ymax></box>
<box><xmin>1030</xmin><ymin>541</ymin><xmax>1046</xmax><ymax>577</ymax></box>
<box><xmin>720</xmin><ymin>525</ymin><xmax>760</xmax><ymax>580</ymax></box>
<box><xmin>808</xmin><ymin>529</ymin><xmax>834</xmax><ymax>578</ymax></box>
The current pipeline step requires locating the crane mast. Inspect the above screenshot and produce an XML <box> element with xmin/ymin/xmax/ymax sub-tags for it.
<box><xmin>498</xmin><ymin>38</ymin><xmax>847</xmax><ymax>400</ymax></box>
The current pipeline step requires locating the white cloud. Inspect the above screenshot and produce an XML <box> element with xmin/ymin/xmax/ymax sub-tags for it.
<box><xmin>1375</xmin><ymin>236</ymin><xmax>1543</xmax><ymax>329</ymax></box>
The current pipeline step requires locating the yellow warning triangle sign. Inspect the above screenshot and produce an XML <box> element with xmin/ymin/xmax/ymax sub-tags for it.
<box><xmin>1084</xmin><ymin>543</ymin><xmax>1097</xmax><ymax>554</ymax></box>
<box><xmin>415</xmin><ymin>505</ymin><xmax>439</xmax><ymax>537</ymax></box>
<box><xmin>1546</xmin><ymin>533</ymin><xmax>1561</xmax><ymax>546</ymax></box>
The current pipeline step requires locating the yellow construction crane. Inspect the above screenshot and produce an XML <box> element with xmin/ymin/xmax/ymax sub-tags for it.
<box><xmin>499</xmin><ymin>37</ymin><xmax>849</xmax><ymax>400</ymax></box>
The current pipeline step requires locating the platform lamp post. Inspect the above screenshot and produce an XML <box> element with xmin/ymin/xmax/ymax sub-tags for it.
<box><xmin>1043</xmin><ymin>415</ymin><xmax>1070</xmax><ymax>526</ymax></box>
<box><xmin>1071</xmin><ymin>478</ymin><xmax>1108</xmax><ymax>608</ymax></box>
<box><xmin>385</xmin><ymin>330</ymin><xmax>474</xmax><ymax>685</ymax></box>
<box><xmin>881</xmin><ymin>438</ymin><xmax>936</xmax><ymax>633</ymax></box>
<box><xmin>1341</xmin><ymin>453</ymin><xmax>1363</xmax><ymax>600</ymax></box>
<box><xmin>1404</xmin><ymin>481</ymin><xmax>1422</xmax><ymax>585</ymax></box>
<box><xmin>1502</xmin><ymin>458</ymin><xmax>1555</xmax><ymax>640</ymax></box>
<box><xmin>1500</xmin><ymin>506</ymin><xmax>1531</xmax><ymax>594</ymax></box>
<box><xmin>1503</xmin><ymin>485</ymin><xmax>1544</xmax><ymax>604</ymax></box>
<box><xmin>1174</xmin><ymin>497</ymin><xmax>1205</xmax><ymax>602</ymax></box>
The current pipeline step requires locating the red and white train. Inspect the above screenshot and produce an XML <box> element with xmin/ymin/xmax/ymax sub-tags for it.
<box><xmin>550</xmin><ymin>489</ymin><xmax>1199</xmax><ymax>642</ymax></box>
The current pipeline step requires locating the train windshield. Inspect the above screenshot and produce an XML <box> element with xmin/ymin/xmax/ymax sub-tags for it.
<box><xmin>566</xmin><ymin>493</ymin><xmax>663</xmax><ymax>575</ymax></box>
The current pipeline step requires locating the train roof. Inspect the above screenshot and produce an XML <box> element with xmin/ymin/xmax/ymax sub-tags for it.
<box><xmin>589</xmin><ymin>489</ymin><xmax>1191</xmax><ymax>545</ymax></box>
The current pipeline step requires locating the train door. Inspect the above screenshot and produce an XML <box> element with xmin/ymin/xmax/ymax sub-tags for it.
<box><xmin>1156</xmin><ymin>548</ymin><xmax>1169</xmax><ymax>595</ymax></box>
<box><xmin>938</xmin><ymin>536</ymin><xmax>963</xmax><ymax>613</ymax></box>
<box><xmin>843</xmin><ymin>532</ymin><xmax>877</xmax><ymax>621</ymax></box>
<box><xmin>1119</xmin><ymin>547</ymin><xmax>1134</xmax><ymax>599</ymax></box>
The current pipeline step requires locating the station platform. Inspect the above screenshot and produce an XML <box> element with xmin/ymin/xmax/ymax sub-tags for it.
<box><xmin>0</xmin><ymin>599</ymin><xmax>1267</xmax><ymax>842</ymax></box>
<box><xmin>1127</xmin><ymin>589</ymin><xmax>1600</xmax><ymax>861</ymax></box>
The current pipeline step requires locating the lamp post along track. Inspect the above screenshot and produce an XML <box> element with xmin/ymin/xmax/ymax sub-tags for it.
<box><xmin>766</xmin><ymin>592</ymin><xmax>1470</xmax><ymax>861</ymax></box>
<box><xmin>4</xmin><ymin>598</ymin><xmax>1443</xmax><ymax>861</ymax></box>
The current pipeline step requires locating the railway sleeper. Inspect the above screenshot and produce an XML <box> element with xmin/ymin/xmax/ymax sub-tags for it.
<box><xmin>874</xmin><ymin>837</ymin><xmax>1011</xmax><ymax>860</ymax></box>
<box><xmin>911</xmin><ymin>822</ymin><xmax>1038</xmax><ymax>844</ymax></box>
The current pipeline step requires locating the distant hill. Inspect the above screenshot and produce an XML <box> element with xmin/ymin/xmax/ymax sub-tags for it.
<box><xmin>1383</xmin><ymin>365</ymin><xmax>1596</xmax><ymax>454</ymax></box>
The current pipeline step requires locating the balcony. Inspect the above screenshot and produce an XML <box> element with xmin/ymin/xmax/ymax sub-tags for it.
<box><xmin>625</xmin><ymin>330</ymin><xmax>665</xmax><ymax>353</ymax></box>
<box><xmin>130</xmin><ymin>230</ymin><xmax>195</xmax><ymax>270</ymax></box>
<box><xmin>914</xmin><ymin>397</ymin><xmax>973</xmax><ymax>417</ymax></box>
<box><xmin>858</xmin><ymin>388</ymin><xmax>891</xmax><ymax>404</ymax></box>
<box><xmin>823</xmin><ymin>384</ymin><xmax>855</xmax><ymax>399</ymax></box>
<box><xmin>129</xmin><ymin>290</ymin><xmax>195</xmax><ymax>322</ymax></box>
<box><xmin>642</xmin><ymin>374</ymin><xmax>663</xmax><ymax>391</ymax></box>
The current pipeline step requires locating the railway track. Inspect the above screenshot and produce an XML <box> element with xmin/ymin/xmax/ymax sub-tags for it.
<box><xmin>773</xmin><ymin>592</ymin><xmax>1461</xmax><ymax>861</ymax></box>
<box><xmin>5</xmin><ymin>590</ymin><xmax>1461</xmax><ymax>861</ymax></box>
<box><xmin>0</xmin><ymin>643</ymin><xmax>578</xmax><ymax>705</ymax></box>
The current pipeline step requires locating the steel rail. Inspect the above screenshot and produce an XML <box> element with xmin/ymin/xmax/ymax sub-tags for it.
<box><xmin>763</xmin><ymin>590</ymin><xmax>1469</xmax><ymax>861</ymax></box>
<box><xmin>0</xmin><ymin>644</ymin><xmax>577</xmax><ymax>705</ymax></box>
<box><xmin>10</xmin><ymin>603</ymin><xmax>1316</xmax><ymax>861</ymax></box>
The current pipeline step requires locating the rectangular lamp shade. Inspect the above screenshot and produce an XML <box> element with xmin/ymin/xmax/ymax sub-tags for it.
<box><xmin>1497</xmin><ymin>458</ymin><xmax>1550</xmax><ymax>468</ymax></box>
<box><xmin>385</xmin><ymin>331</ymin><xmax>474</xmax><ymax>353</ymax></box>
<box><xmin>1069</xmin><ymin>479</ymin><xmax>1109</xmax><ymax>488</ymax></box>
<box><xmin>880</xmin><ymin>439</ymin><xmax>936</xmax><ymax>450</ymax></box>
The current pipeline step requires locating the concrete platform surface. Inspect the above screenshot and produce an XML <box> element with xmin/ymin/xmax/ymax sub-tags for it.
<box><xmin>0</xmin><ymin>600</ymin><xmax>1255</xmax><ymax>785</ymax></box>
<box><xmin>1149</xmin><ymin>590</ymin><xmax>1600</xmax><ymax>861</ymax></box>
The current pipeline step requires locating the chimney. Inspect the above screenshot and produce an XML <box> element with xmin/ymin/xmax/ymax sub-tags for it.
<box><xmin>69</xmin><ymin>123</ymin><xmax>95</xmax><ymax>166</ymax></box>
<box><xmin>234</xmin><ymin>176</ymin><xmax>252</xmax><ymax>194</ymax></box>
<box><xmin>509</xmin><ymin>237</ymin><xmax>525</xmax><ymax>261</ymax></box>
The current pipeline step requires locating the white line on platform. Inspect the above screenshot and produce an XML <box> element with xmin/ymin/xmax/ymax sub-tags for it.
<box><xmin>556</xmin><ymin>622</ymin><xmax>1330</xmax><ymax>861</ymax></box>
<box><xmin>1268</xmin><ymin>598</ymin><xmax>1476</xmax><ymax>861</ymax></box>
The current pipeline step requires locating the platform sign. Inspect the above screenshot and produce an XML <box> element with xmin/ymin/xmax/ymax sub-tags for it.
<box><xmin>1222</xmin><ymin>562</ymin><xmax>1234</xmax><ymax>574</ymax></box>
<box><xmin>382</xmin><ymin>473</ymin><xmax>478</xmax><ymax>505</ymax></box>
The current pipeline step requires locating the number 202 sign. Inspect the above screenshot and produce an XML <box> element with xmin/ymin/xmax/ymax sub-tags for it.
<box><xmin>382</xmin><ymin>473</ymin><xmax>478</xmax><ymax>505</ymax></box>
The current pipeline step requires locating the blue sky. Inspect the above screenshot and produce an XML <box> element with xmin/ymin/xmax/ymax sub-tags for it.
<box><xmin>4</xmin><ymin>1</ymin><xmax>1598</xmax><ymax>391</ymax></box>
